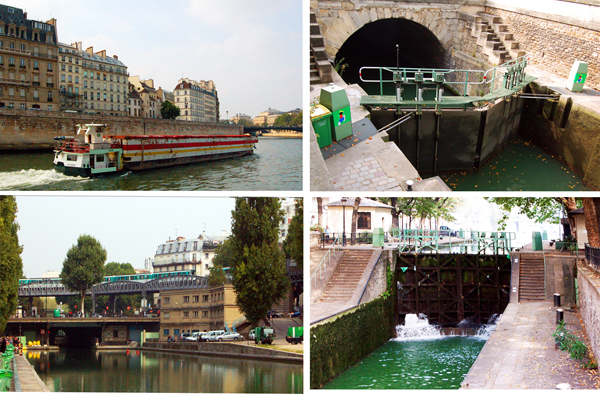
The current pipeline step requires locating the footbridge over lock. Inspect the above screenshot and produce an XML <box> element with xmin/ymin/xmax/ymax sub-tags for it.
<box><xmin>393</xmin><ymin>229</ymin><xmax>514</xmax><ymax>326</ymax></box>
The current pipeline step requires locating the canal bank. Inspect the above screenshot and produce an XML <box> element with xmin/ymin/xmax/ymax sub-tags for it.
<box><xmin>461</xmin><ymin>302</ymin><xmax>599</xmax><ymax>389</ymax></box>
<box><xmin>12</xmin><ymin>353</ymin><xmax>50</xmax><ymax>392</ymax></box>
<box><xmin>142</xmin><ymin>341</ymin><xmax>303</xmax><ymax>365</ymax></box>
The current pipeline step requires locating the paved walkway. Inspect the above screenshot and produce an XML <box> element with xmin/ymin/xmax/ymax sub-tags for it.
<box><xmin>462</xmin><ymin>302</ymin><xmax>599</xmax><ymax>389</ymax></box>
<box><xmin>13</xmin><ymin>352</ymin><xmax>50</xmax><ymax>392</ymax></box>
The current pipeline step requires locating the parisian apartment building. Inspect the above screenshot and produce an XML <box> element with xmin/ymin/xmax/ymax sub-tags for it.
<box><xmin>0</xmin><ymin>5</ymin><xmax>58</xmax><ymax>110</ymax></box>
<box><xmin>59</xmin><ymin>42</ymin><xmax>128</xmax><ymax>115</ymax></box>
<box><xmin>152</xmin><ymin>232</ymin><xmax>229</xmax><ymax>277</ymax></box>
<box><xmin>173</xmin><ymin>78</ymin><xmax>219</xmax><ymax>123</ymax></box>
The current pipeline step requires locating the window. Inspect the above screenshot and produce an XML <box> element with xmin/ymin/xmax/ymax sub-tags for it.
<box><xmin>193</xmin><ymin>311</ymin><xmax>199</xmax><ymax>318</ymax></box>
<box><xmin>174</xmin><ymin>329</ymin><xmax>180</xmax><ymax>336</ymax></box>
<box><xmin>164</xmin><ymin>297</ymin><xmax>170</xmax><ymax>305</ymax></box>
<box><xmin>202</xmin><ymin>295</ymin><xmax>209</xmax><ymax>302</ymax></box>
<box><xmin>357</xmin><ymin>212</ymin><xmax>371</xmax><ymax>229</ymax></box>
<box><xmin>202</xmin><ymin>311</ymin><xmax>208</xmax><ymax>318</ymax></box>
<box><xmin>205</xmin><ymin>253</ymin><xmax>209</xmax><ymax>259</ymax></box>
<box><xmin>183</xmin><ymin>296</ymin><xmax>189</xmax><ymax>303</ymax></box>
<box><xmin>192</xmin><ymin>253</ymin><xmax>197</xmax><ymax>262</ymax></box>
<box><xmin>163</xmin><ymin>329</ymin><xmax>169</xmax><ymax>336</ymax></box>
<box><xmin>193</xmin><ymin>295</ymin><xmax>199</xmax><ymax>302</ymax></box>
<box><xmin>183</xmin><ymin>311</ymin><xmax>189</xmax><ymax>318</ymax></box>
<box><xmin>163</xmin><ymin>312</ymin><xmax>170</xmax><ymax>319</ymax></box>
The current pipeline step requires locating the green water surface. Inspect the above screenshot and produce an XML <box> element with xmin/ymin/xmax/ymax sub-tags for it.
<box><xmin>440</xmin><ymin>139</ymin><xmax>593</xmax><ymax>191</ymax></box>
<box><xmin>322</xmin><ymin>336</ymin><xmax>485</xmax><ymax>390</ymax></box>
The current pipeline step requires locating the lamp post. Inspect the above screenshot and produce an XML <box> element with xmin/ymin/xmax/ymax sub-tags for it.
<box><xmin>341</xmin><ymin>197</ymin><xmax>348</xmax><ymax>247</ymax></box>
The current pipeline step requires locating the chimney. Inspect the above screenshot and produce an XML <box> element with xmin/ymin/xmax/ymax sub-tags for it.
<box><xmin>86</xmin><ymin>46</ymin><xmax>94</xmax><ymax>55</ymax></box>
<box><xmin>113</xmin><ymin>55</ymin><xmax>118</xmax><ymax>60</ymax></box>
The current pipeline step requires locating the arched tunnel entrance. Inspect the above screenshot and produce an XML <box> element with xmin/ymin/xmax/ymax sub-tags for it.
<box><xmin>49</xmin><ymin>326</ymin><xmax>102</xmax><ymax>348</ymax></box>
<box><xmin>334</xmin><ymin>18</ymin><xmax>451</xmax><ymax>90</ymax></box>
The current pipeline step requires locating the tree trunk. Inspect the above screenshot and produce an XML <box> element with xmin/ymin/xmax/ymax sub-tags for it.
<box><xmin>390</xmin><ymin>198</ymin><xmax>399</xmax><ymax>229</ymax></box>
<box><xmin>317</xmin><ymin>197</ymin><xmax>323</xmax><ymax>227</ymax></box>
<box><xmin>351</xmin><ymin>197</ymin><xmax>360</xmax><ymax>241</ymax></box>
<box><xmin>582</xmin><ymin>197</ymin><xmax>600</xmax><ymax>247</ymax></box>
<box><xmin>80</xmin><ymin>292</ymin><xmax>85</xmax><ymax>316</ymax></box>
<box><xmin>558</xmin><ymin>197</ymin><xmax>578</xmax><ymax>239</ymax></box>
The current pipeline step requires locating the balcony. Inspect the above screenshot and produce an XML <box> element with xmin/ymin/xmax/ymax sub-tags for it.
<box><xmin>0</xmin><ymin>78</ymin><xmax>30</xmax><ymax>86</ymax></box>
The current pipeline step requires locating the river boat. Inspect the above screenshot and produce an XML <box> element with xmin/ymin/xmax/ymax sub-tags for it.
<box><xmin>53</xmin><ymin>123</ymin><xmax>258</xmax><ymax>177</ymax></box>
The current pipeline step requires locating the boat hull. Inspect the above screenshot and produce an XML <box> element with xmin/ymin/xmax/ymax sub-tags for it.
<box><xmin>53</xmin><ymin>134</ymin><xmax>258</xmax><ymax>176</ymax></box>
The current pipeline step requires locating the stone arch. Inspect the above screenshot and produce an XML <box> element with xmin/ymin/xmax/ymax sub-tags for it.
<box><xmin>316</xmin><ymin>7</ymin><xmax>458</xmax><ymax>60</ymax></box>
<box><xmin>335</xmin><ymin>18</ymin><xmax>451</xmax><ymax>86</ymax></box>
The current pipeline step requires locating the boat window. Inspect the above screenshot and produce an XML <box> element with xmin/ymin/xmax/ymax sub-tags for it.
<box><xmin>96</xmin><ymin>154</ymin><xmax>105</xmax><ymax>162</ymax></box>
<box><xmin>66</xmin><ymin>154</ymin><xmax>78</xmax><ymax>161</ymax></box>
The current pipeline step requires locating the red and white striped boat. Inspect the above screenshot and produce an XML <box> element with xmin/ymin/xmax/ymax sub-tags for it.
<box><xmin>53</xmin><ymin>123</ymin><xmax>257</xmax><ymax>177</ymax></box>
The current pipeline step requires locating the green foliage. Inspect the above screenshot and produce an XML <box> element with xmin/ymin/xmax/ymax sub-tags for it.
<box><xmin>283</xmin><ymin>198</ymin><xmax>303</xmax><ymax>269</ymax></box>
<box><xmin>486</xmin><ymin>197</ymin><xmax>566</xmax><ymax>230</ymax></box>
<box><xmin>208</xmin><ymin>264</ymin><xmax>228</xmax><ymax>287</ymax></box>
<box><xmin>95</xmin><ymin>262</ymin><xmax>141</xmax><ymax>315</ymax></box>
<box><xmin>311</xmin><ymin>225</ymin><xmax>324</xmax><ymax>233</ymax></box>
<box><xmin>234</xmin><ymin>118</ymin><xmax>254</xmax><ymax>127</ymax></box>
<box><xmin>552</xmin><ymin>320</ymin><xmax>591</xmax><ymax>363</ymax></box>
<box><xmin>334</xmin><ymin>57</ymin><xmax>348</xmax><ymax>78</ymax></box>
<box><xmin>160</xmin><ymin>100</ymin><xmax>180</xmax><ymax>119</ymax></box>
<box><xmin>230</xmin><ymin>198</ymin><xmax>288</xmax><ymax>326</ymax></box>
<box><xmin>0</xmin><ymin>196</ymin><xmax>23</xmax><ymax>333</ymax></box>
<box><xmin>212</xmin><ymin>239</ymin><xmax>235</xmax><ymax>272</ymax></box>
<box><xmin>274</xmin><ymin>112</ymin><xmax>302</xmax><ymax>127</ymax></box>
<box><xmin>377</xmin><ymin>197</ymin><xmax>459</xmax><ymax>227</ymax></box>
<box><xmin>60</xmin><ymin>234</ymin><xmax>107</xmax><ymax>315</ymax></box>
<box><xmin>310</xmin><ymin>294</ymin><xmax>396</xmax><ymax>389</ymax></box>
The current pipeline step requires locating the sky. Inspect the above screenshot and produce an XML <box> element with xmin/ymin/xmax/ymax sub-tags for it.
<box><xmin>9</xmin><ymin>0</ymin><xmax>302</xmax><ymax>118</ymax></box>
<box><xmin>16</xmin><ymin>195</ymin><xmax>236</xmax><ymax>277</ymax></box>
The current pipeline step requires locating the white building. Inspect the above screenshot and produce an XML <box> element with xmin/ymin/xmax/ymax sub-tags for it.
<box><xmin>153</xmin><ymin>232</ymin><xmax>229</xmax><ymax>277</ymax></box>
<box><xmin>324</xmin><ymin>198</ymin><xmax>393</xmax><ymax>234</ymax></box>
<box><xmin>280</xmin><ymin>199</ymin><xmax>298</xmax><ymax>242</ymax></box>
<box><xmin>173</xmin><ymin>78</ymin><xmax>219</xmax><ymax>122</ymax></box>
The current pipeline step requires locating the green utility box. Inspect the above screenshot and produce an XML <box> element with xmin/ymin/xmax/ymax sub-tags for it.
<box><xmin>372</xmin><ymin>227</ymin><xmax>385</xmax><ymax>248</ymax></box>
<box><xmin>285</xmin><ymin>326</ymin><xmax>303</xmax><ymax>345</ymax></box>
<box><xmin>310</xmin><ymin>104</ymin><xmax>333</xmax><ymax>148</ymax></box>
<box><xmin>532</xmin><ymin>232</ymin><xmax>543</xmax><ymax>251</ymax></box>
<box><xmin>320</xmin><ymin>84</ymin><xmax>352</xmax><ymax>142</ymax></box>
<box><xmin>566</xmin><ymin>61</ymin><xmax>588</xmax><ymax>92</ymax></box>
<box><xmin>54</xmin><ymin>309</ymin><xmax>60</xmax><ymax>317</ymax></box>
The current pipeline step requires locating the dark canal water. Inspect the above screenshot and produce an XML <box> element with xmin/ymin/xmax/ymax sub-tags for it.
<box><xmin>26</xmin><ymin>349</ymin><xmax>303</xmax><ymax>393</ymax></box>
<box><xmin>321</xmin><ymin>336</ymin><xmax>485</xmax><ymax>390</ymax></box>
<box><xmin>0</xmin><ymin>137</ymin><xmax>301</xmax><ymax>191</ymax></box>
<box><xmin>439</xmin><ymin>139</ymin><xmax>592</xmax><ymax>191</ymax></box>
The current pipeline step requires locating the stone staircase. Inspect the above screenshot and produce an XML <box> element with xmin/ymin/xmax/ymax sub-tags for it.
<box><xmin>317</xmin><ymin>249</ymin><xmax>373</xmax><ymax>303</ymax></box>
<box><xmin>518</xmin><ymin>252</ymin><xmax>546</xmax><ymax>302</ymax></box>
<box><xmin>463</xmin><ymin>12</ymin><xmax>526</xmax><ymax>66</ymax></box>
<box><xmin>310</xmin><ymin>11</ymin><xmax>332</xmax><ymax>84</ymax></box>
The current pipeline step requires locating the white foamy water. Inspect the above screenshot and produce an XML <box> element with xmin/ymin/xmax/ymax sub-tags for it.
<box><xmin>0</xmin><ymin>169</ymin><xmax>86</xmax><ymax>189</ymax></box>
<box><xmin>474</xmin><ymin>314</ymin><xmax>501</xmax><ymax>339</ymax></box>
<box><xmin>394</xmin><ymin>314</ymin><xmax>443</xmax><ymax>341</ymax></box>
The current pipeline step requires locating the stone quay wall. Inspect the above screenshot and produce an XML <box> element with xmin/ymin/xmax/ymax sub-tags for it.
<box><xmin>576</xmin><ymin>263</ymin><xmax>600</xmax><ymax>364</ymax></box>
<box><xmin>0</xmin><ymin>109</ymin><xmax>242</xmax><ymax>151</ymax></box>
<box><xmin>485</xmin><ymin>6</ymin><xmax>600</xmax><ymax>91</ymax></box>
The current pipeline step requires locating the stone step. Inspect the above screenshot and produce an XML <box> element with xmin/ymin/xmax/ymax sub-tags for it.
<box><xmin>310</xmin><ymin>23</ymin><xmax>320</xmax><ymax>36</ymax></box>
<box><xmin>478</xmin><ymin>12</ymin><xmax>502</xmax><ymax>25</ymax></box>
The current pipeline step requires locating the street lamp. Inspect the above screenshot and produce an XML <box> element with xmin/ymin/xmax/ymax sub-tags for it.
<box><xmin>341</xmin><ymin>197</ymin><xmax>348</xmax><ymax>247</ymax></box>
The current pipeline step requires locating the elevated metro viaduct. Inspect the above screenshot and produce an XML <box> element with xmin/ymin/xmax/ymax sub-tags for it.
<box><xmin>5</xmin><ymin>316</ymin><xmax>160</xmax><ymax>348</ymax></box>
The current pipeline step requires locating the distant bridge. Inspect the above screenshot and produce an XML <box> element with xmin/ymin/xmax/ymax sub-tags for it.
<box><xmin>243</xmin><ymin>126</ymin><xmax>302</xmax><ymax>134</ymax></box>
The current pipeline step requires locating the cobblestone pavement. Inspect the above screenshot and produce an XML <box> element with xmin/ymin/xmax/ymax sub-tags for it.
<box><xmin>462</xmin><ymin>302</ymin><xmax>599</xmax><ymax>389</ymax></box>
<box><xmin>332</xmin><ymin>155</ymin><xmax>402</xmax><ymax>191</ymax></box>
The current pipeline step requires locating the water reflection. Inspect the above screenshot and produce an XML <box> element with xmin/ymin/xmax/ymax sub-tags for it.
<box><xmin>27</xmin><ymin>349</ymin><xmax>302</xmax><ymax>393</ymax></box>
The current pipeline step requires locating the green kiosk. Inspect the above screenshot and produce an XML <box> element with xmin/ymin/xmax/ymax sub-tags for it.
<box><xmin>320</xmin><ymin>84</ymin><xmax>353</xmax><ymax>142</ymax></box>
<box><xmin>566</xmin><ymin>61</ymin><xmax>588</xmax><ymax>92</ymax></box>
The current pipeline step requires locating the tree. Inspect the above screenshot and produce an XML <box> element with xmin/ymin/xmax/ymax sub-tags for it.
<box><xmin>97</xmin><ymin>262</ymin><xmax>141</xmax><ymax>315</ymax></box>
<box><xmin>351</xmin><ymin>197</ymin><xmax>361</xmax><ymax>237</ymax></box>
<box><xmin>229</xmin><ymin>198</ymin><xmax>289</xmax><ymax>326</ymax></box>
<box><xmin>581</xmin><ymin>198</ymin><xmax>600</xmax><ymax>247</ymax></box>
<box><xmin>283</xmin><ymin>198</ymin><xmax>303</xmax><ymax>269</ymax></box>
<box><xmin>60</xmin><ymin>235</ymin><xmax>107</xmax><ymax>315</ymax></box>
<box><xmin>0</xmin><ymin>196</ymin><xmax>23</xmax><ymax>333</ymax></box>
<box><xmin>487</xmin><ymin>197</ymin><xmax>578</xmax><ymax>231</ymax></box>
<box><xmin>208</xmin><ymin>264</ymin><xmax>228</xmax><ymax>287</ymax></box>
<box><xmin>317</xmin><ymin>197</ymin><xmax>323</xmax><ymax>227</ymax></box>
<box><xmin>379</xmin><ymin>197</ymin><xmax>459</xmax><ymax>231</ymax></box>
<box><xmin>160</xmin><ymin>100</ymin><xmax>180</xmax><ymax>119</ymax></box>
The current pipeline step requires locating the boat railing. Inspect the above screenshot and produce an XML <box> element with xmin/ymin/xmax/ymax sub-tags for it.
<box><xmin>54</xmin><ymin>139</ymin><xmax>90</xmax><ymax>153</ymax></box>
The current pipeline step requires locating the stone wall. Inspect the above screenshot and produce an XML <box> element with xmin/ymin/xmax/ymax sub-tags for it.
<box><xmin>359</xmin><ymin>250</ymin><xmax>393</xmax><ymax>304</ymax></box>
<box><xmin>519</xmin><ymin>81</ymin><xmax>600</xmax><ymax>189</ymax></box>
<box><xmin>576</xmin><ymin>263</ymin><xmax>600</xmax><ymax>363</ymax></box>
<box><xmin>486</xmin><ymin>6</ymin><xmax>600</xmax><ymax>91</ymax></box>
<box><xmin>544</xmin><ymin>254</ymin><xmax>577</xmax><ymax>306</ymax></box>
<box><xmin>0</xmin><ymin>109</ymin><xmax>242</xmax><ymax>151</ymax></box>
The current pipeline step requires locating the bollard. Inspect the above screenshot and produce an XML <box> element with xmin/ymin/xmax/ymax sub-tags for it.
<box><xmin>556</xmin><ymin>383</ymin><xmax>572</xmax><ymax>390</ymax></box>
<box><xmin>406</xmin><ymin>180</ymin><xmax>414</xmax><ymax>191</ymax></box>
<box><xmin>554</xmin><ymin>293</ymin><xmax>561</xmax><ymax>307</ymax></box>
<box><xmin>556</xmin><ymin>308</ymin><xmax>564</xmax><ymax>324</ymax></box>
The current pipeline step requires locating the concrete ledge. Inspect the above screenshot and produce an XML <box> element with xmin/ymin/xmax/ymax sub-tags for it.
<box><xmin>142</xmin><ymin>342</ymin><xmax>303</xmax><ymax>364</ymax></box>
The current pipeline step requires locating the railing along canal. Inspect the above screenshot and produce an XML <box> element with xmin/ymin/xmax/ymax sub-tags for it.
<box><xmin>393</xmin><ymin>229</ymin><xmax>516</xmax><ymax>255</ymax></box>
<box><xmin>585</xmin><ymin>243</ymin><xmax>600</xmax><ymax>272</ymax></box>
<box><xmin>311</xmin><ymin>235</ymin><xmax>341</xmax><ymax>289</ymax></box>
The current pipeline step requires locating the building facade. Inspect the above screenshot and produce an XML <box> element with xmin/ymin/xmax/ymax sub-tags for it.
<box><xmin>159</xmin><ymin>284</ymin><xmax>244</xmax><ymax>340</ymax></box>
<box><xmin>128</xmin><ymin>76</ymin><xmax>158</xmax><ymax>118</ymax></box>
<box><xmin>153</xmin><ymin>233</ymin><xmax>227</xmax><ymax>277</ymax></box>
<box><xmin>73</xmin><ymin>44</ymin><xmax>128</xmax><ymax>115</ymax></box>
<box><xmin>173</xmin><ymin>78</ymin><xmax>219</xmax><ymax>123</ymax></box>
<box><xmin>0</xmin><ymin>5</ymin><xmax>58</xmax><ymax>111</ymax></box>
<box><xmin>253</xmin><ymin>108</ymin><xmax>283</xmax><ymax>126</ymax></box>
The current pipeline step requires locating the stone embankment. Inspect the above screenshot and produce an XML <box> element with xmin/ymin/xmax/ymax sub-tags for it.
<box><xmin>0</xmin><ymin>109</ymin><xmax>242</xmax><ymax>151</ymax></box>
<box><xmin>142</xmin><ymin>341</ymin><xmax>303</xmax><ymax>364</ymax></box>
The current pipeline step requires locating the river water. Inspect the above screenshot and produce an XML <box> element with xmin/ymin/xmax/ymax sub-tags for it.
<box><xmin>26</xmin><ymin>349</ymin><xmax>303</xmax><ymax>393</ymax></box>
<box><xmin>0</xmin><ymin>137</ymin><xmax>301</xmax><ymax>191</ymax></box>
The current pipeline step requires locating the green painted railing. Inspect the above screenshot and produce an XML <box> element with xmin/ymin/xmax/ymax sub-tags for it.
<box><xmin>391</xmin><ymin>229</ymin><xmax>516</xmax><ymax>255</ymax></box>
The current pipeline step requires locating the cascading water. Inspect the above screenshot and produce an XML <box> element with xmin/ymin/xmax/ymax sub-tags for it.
<box><xmin>394</xmin><ymin>314</ymin><xmax>442</xmax><ymax>340</ymax></box>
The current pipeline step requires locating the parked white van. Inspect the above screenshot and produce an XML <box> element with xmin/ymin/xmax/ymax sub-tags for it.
<box><xmin>206</xmin><ymin>330</ymin><xmax>225</xmax><ymax>341</ymax></box>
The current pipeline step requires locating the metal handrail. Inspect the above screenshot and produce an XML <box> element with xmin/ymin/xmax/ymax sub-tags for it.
<box><xmin>359</xmin><ymin>55</ymin><xmax>530</xmax><ymax>98</ymax></box>
<box><xmin>311</xmin><ymin>234</ymin><xmax>341</xmax><ymax>289</ymax></box>
<box><xmin>393</xmin><ymin>229</ymin><xmax>516</xmax><ymax>255</ymax></box>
